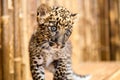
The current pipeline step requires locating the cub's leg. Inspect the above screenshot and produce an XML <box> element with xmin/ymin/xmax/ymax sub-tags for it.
<box><xmin>30</xmin><ymin>54</ymin><xmax>45</xmax><ymax>80</ymax></box>
<box><xmin>53</xmin><ymin>58</ymin><xmax>73</xmax><ymax>80</ymax></box>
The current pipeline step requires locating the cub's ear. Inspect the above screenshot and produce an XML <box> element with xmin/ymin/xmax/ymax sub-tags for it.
<box><xmin>71</xmin><ymin>13</ymin><xmax>77</xmax><ymax>17</ymax></box>
<box><xmin>37</xmin><ymin>4</ymin><xmax>51</xmax><ymax>16</ymax></box>
<box><xmin>71</xmin><ymin>13</ymin><xmax>80</xmax><ymax>22</ymax></box>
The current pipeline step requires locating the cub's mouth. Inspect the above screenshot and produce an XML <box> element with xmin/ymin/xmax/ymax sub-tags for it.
<box><xmin>49</xmin><ymin>41</ymin><xmax>65</xmax><ymax>49</ymax></box>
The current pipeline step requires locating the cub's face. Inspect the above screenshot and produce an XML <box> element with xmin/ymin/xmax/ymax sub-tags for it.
<box><xmin>37</xmin><ymin>4</ymin><xmax>78</xmax><ymax>48</ymax></box>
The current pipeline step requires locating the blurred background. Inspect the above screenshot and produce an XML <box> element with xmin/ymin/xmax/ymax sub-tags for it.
<box><xmin>0</xmin><ymin>0</ymin><xmax>120</xmax><ymax>80</ymax></box>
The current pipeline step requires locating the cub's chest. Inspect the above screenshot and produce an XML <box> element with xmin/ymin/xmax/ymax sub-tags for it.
<box><xmin>41</xmin><ymin>46</ymin><xmax>63</xmax><ymax>66</ymax></box>
<box><xmin>39</xmin><ymin>42</ymin><xmax>70</xmax><ymax>67</ymax></box>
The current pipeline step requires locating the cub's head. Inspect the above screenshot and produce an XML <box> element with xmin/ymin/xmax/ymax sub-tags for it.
<box><xmin>37</xmin><ymin>4</ymin><xmax>78</xmax><ymax>48</ymax></box>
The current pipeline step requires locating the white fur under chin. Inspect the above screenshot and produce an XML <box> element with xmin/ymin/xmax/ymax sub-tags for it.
<box><xmin>73</xmin><ymin>75</ymin><xmax>92</xmax><ymax>80</ymax></box>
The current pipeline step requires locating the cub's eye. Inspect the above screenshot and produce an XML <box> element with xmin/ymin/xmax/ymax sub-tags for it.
<box><xmin>51</xmin><ymin>26</ymin><xmax>57</xmax><ymax>32</ymax></box>
<box><xmin>65</xmin><ymin>30</ymin><xmax>71</xmax><ymax>36</ymax></box>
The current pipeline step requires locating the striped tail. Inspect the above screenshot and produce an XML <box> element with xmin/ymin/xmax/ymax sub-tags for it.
<box><xmin>73</xmin><ymin>73</ymin><xmax>91</xmax><ymax>80</ymax></box>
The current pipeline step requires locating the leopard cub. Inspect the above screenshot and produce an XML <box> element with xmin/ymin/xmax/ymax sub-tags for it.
<box><xmin>29</xmin><ymin>4</ymin><xmax>91</xmax><ymax>80</ymax></box>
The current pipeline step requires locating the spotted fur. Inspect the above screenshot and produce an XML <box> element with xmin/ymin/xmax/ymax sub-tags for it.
<box><xmin>29</xmin><ymin>4</ymin><xmax>91</xmax><ymax>80</ymax></box>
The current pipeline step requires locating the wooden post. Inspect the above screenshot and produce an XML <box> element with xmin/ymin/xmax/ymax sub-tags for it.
<box><xmin>40</xmin><ymin>0</ymin><xmax>46</xmax><ymax>4</ymax></box>
<box><xmin>70</xmin><ymin>0</ymin><xmax>83</xmax><ymax>64</ymax></box>
<box><xmin>119</xmin><ymin>0</ymin><xmax>120</xmax><ymax>60</ymax></box>
<box><xmin>119</xmin><ymin>0</ymin><xmax>120</xmax><ymax>33</ymax></box>
<box><xmin>27</xmin><ymin>0</ymin><xmax>38</xmax><ymax>80</ymax></box>
<box><xmin>63</xmin><ymin>0</ymin><xmax>71</xmax><ymax>9</ymax></box>
<box><xmin>109</xmin><ymin>0</ymin><xmax>120</xmax><ymax>61</ymax></box>
<box><xmin>28</xmin><ymin>0</ymin><xmax>38</xmax><ymax>37</ymax></box>
<box><xmin>97</xmin><ymin>0</ymin><xmax>110</xmax><ymax>61</ymax></box>
<box><xmin>2</xmin><ymin>0</ymin><xmax>11</xmax><ymax>80</ymax></box>
<box><xmin>8</xmin><ymin>0</ymin><xmax>14</xmax><ymax>80</ymax></box>
<box><xmin>76</xmin><ymin>0</ymin><xmax>87</xmax><ymax>62</ymax></box>
<box><xmin>21</xmin><ymin>0</ymin><xmax>33</xmax><ymax>80</ymax></box>
<box><xmin>13</xmin><ymin>0</ymin><xmax>22</xmax><ymax>80</ymax></box>
<box><xmin>82</xmin><ymin>0</ymin><xmax>101</xmax><ymax>61</ymax></box>
<box><xmin>55</xmin><ymin>0</ymin><xmax>65</xmax><ymax>6</ymax></box>
<box><xmin>0</xmin><ymin>0</ymin><xmax>2</xmax><ymax>80</ymax></box>
<box><xmin>46</xmin><ymin>0</ymin><xmax>54</xmax><ymax>6</ymax></box>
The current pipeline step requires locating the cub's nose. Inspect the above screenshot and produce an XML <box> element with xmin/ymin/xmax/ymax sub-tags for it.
<box><xmin>51</xmin><ymin>38</ymin><xmax>58</xmax><ymax>43</ymax></box>
<box><xmin>49</xmin><ymin>41</ymin><xmax>65</xmax><ymax>48</ymax></box>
